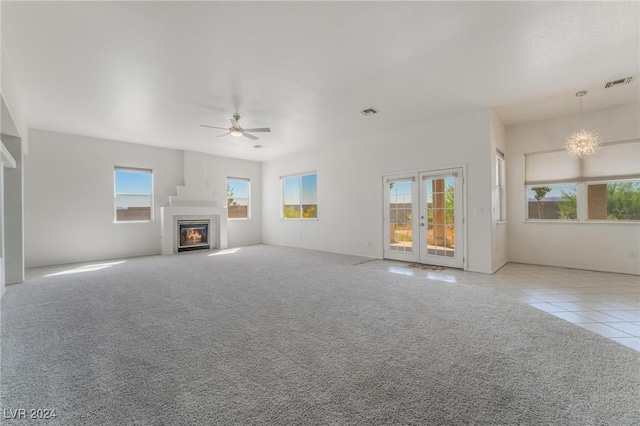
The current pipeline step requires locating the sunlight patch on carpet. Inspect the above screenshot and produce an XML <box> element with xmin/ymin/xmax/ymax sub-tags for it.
<box><xmin>43</xmin><ymin>260</ymin><xmax>127</xmax><ymax>277</ymax></box>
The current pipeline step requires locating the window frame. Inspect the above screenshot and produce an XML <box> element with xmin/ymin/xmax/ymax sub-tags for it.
<box><xmin>524</xmin><ymin>139</ymin><xmax>640</xmax><ymax>224</ymax></box>
<box><xmin>281</xmin><ymin>172</ymin><xmax>318</xmax><ymax>220</ymax></box>
<box><xmin>496</xmin><ymin>152</ymin><xmax>506</xmax><ymax>222</ymax></box>
<box><xmin>226</xmin><ymin>177</ymin><xmax>251</xmax><ymax>220</ymax></box>
<box><xmin>525</xmin><ymin>179</ymin><xmax>640</xmax><ymax>223</ymax></box>
<box><xmin>525</xmin><ymin>183</ymin><xmax>579</xmax><ymax>222</ymax></box>
<box><xmin>585</xmin><ymin>178</ymin><xmax>640</xmax><ymax>222</ymax></box>
<box><xmin>114</xmin><ymin>166</ymin><xmax>154</xmax><ymax>223</ymax></box>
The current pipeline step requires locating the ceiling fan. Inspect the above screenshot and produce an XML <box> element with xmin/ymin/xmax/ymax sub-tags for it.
<box><xmin>201</xmin><ymin>114</ymin><xmax>271</xmax><ymax>141</ymax></box>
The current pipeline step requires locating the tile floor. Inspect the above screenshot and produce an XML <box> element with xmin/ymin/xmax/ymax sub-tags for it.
<box><xmin>357</xmin><ymin>260</ymin><xmax>640</xmax><ymax>351</ymax></box>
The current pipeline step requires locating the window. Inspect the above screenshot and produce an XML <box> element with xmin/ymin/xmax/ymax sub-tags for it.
<box><xmin>527</xmin><ymin>184</ymin><xmax>577</xmax><ymax>220</ymax></box>
<box><xmin>587</xmin><ymin>180</ymin><xmax>640</xmax><ymax>221</ymax></box>
<box><xmin>524</xmin><ymin>139</ymin><xmax>640</xmax><ymax>222</ymax></box>
<box><xmin>114</xmin><ymin>167</ymin><xmax>153</xmax><ymax>222</ymax></box>
<box><xmin>227</xmin><ymin>178</ymin><xmax>250</xmax><ymax>219</ymax></box>
<box><xmin>496</xmin><ymin>152</ymin><xmax>506</xmax><ymax>222</ymax></box>
<box><xmin>282</xmin><ymin>173</ymin><xmax>317</xmax><ymax>219</ymax></box>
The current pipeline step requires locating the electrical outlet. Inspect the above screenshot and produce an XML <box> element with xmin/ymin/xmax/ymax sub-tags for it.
<box><xmin>629</xmin><ymin>250</ymin><xmax>638</xmax><ymax>259</ymax></box>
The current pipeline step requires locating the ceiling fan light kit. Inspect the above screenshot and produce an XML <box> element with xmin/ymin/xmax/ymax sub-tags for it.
<box><xmin>201</xmin><ymin>114</ymin><xmax>271</xmax><ymax>141</ymax></box>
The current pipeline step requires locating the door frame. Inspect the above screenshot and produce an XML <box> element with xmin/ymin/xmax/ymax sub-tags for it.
<box><xmin>382</xmin><ymin>165</ymin><xmax>467</xmax><ymax>270</ymax></box>
<box><xmin>382</xmin><ymin>174</ymin><xmax>420</xmax><ymax>263</ymax></box>
<box><xmin>418</xmin><ymin>168</ymin><xmax>464</xmax><ymax>268</ymax></box>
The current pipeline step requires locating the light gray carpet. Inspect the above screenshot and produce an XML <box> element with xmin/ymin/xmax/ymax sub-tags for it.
<box><xmin>1</xmin><ymin>244</ymin><xmax>639</xmax><ymax>425</ymax></box>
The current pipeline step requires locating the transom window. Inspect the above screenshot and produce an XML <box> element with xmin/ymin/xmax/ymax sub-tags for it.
<box><xmin>114</xmin><ymin>167</ymin><xmax>153</xmax><ymax>222</ymax></box>
<box><xmin>282</xmin><ymin>173</ymin><xmax>318</xmax><ymax>219</ymax></box>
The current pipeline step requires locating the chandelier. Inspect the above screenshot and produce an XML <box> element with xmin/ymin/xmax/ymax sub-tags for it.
<box><xmin>564</xmin><ymin>91</ymin><xmax>601</xmax><ymax>159</ymax></box>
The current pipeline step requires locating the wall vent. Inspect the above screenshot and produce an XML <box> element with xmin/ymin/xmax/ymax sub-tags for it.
<box><xmin>604</xmin><ymin>76</ymin><xmax>633</xmax><ymax>88</ymax></box>
<box><xmin>360</xmin><ymin>108</ymin><xmax>378</xmax><ymax>116</ymax></box>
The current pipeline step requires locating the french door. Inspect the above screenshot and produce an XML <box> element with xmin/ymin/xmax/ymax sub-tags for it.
<box><xmin>383</xmin><ymin>168</ymin><xmax>464</xmax><ymax>269</ymax></box>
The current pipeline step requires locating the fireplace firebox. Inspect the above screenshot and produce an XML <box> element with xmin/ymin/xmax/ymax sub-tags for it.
<box><xmin>178</xmin><ymin>220</ymin><xmax>210</xmax><ymax>252</ymax></box>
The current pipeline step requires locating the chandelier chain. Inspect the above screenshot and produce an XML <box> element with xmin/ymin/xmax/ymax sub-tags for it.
<box><xmin>580</xmin><ymin>95</ymin><xmax>583</xmax><ymax>129</ymax></box>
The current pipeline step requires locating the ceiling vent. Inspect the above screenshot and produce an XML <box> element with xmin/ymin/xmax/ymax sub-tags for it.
<box><xmin>360</xmin><ymin>108</ymin><xmax>378</xmax><ymax>116</ymax></box>
<box><xmin>604</xmin><ymin>76</ymin><xmax>633</xmax><ymax>88</ymax></box>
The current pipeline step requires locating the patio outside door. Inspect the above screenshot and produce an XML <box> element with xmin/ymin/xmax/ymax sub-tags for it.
<box><xmin>383</xmin><ymin>175</ymin><xmax>419</xmax><ymax>262</ymax></box>
<box><xmin>383</xmin><ymin>168</ymin><xmax>464</xmax><ymax>269</ymax></box>
<box><xmin>418</xmin><ymin>169</ymin><xmax>463</xmax><ymax>268</ymax></box>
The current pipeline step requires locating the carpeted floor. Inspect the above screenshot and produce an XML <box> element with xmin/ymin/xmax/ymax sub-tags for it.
<box><xmin>1</xmin><ymin>244</ymin><xmax>638</xmax><ymax>425</ymax></box>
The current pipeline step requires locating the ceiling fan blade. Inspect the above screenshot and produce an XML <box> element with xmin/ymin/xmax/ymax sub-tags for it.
<box><xmin>217</xmin><ymin>132</ymin><xmax>232</xmax><ymax>138</ymax></box>
<box><xmin>231</xmin><ymin>117</ymin><xmax>241</xmax><ymax>129</ymax></box>
<box><xmin>243</xmin><ymin>133</ymin><xmax>259</xmax><ymax>141</ymax></box>
<box><xmin>242</xmin><ymin>127</ymin><xmax>271</xmax><ymax>133</ymax></box>
<box><xmin>201</xmin><ymin>125</ymin><xmax>230</xmax><ymax>130</ymax></box>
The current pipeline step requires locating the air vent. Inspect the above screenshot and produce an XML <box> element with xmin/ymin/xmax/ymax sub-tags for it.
<box><xmin>604</xmin><ymin>76</ymin><xmax>633</xmax><ymax>88</ymax></box>
<box><xmin>253</xmin><ymin>144</ymin><xmax>263</xmax><ymax>149</ymax></box>
<box><xmin>360</xmin><ymin>108</ymin><xmax>378</xmax><ymax>116</ymax></box>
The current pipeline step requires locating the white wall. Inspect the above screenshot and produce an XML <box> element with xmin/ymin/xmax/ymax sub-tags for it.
<box><xmin>1</xmin><ymin>41</ymin><xmax>28</xmax><ymax>143</ymax></box>
<box><xmin>203</xmin><ymin>154</ymin><xmax>262</xmax><ymax>247</ymax></box>
<box><xmin>2</xmin><ymin>135</ymin><xmax>23</xmax><ymax>283</ymax></box>
<box><xmin>0</xmin><ymin>140</ymin><xmax>16</xmax><ymax>295</ymax></box>
<box><xmin>490</xmin><ymin>111</ymin><xmax>508</xmax><ymax>272</ymax></box>
<box><xmin>25</xmin><ymin>130</ymin><xmax>184</xmax><ymax>267</ymax></box>
<box><xmin>24</xmin><ymin>129</ymin><xmax>262</xmax><ymax>267</ymax></box>
<box><xmin>262</xmin><ymin>108</ymin><xmax>495</xmax><ymax>273</ymax></box>
<box><xmin>506</xmin><ymin>102</ymin><xmax>640</xmax><ymax>275</ymax></box>
<box><xmin>1</xmin><ymin>37</ymin><xmax>28</xmax><ymax>293</ymax></box>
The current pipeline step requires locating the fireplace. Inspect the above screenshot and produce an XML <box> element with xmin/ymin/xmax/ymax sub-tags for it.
<box><xmin>178</xmin><ymin>220</ymin><xmax>210</xmax><ymax>252</ymax></box>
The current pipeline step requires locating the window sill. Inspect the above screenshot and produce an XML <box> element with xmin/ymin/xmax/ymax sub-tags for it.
<box><xmin>113</xmin><ymin>220</ymin><xmax>154</xmax><ymax>224</ymax></box>
<box><xmin>585</xmin><ymin>220</ymin><xmax>640</xmax><ymax>225</ymax></box>
<box><xmin>524</xmin><ymin>219</ymin><xmax>639</xmax><ymax>224</ymax></box>
<box><xmin>281</xmin><ymin>218</ymin><xmax>319</xmax><ymax>221</ymax></box>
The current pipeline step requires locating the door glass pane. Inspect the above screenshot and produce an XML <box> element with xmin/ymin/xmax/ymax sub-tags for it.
<box><xmin>389</xmin><ymin>181</ymin><xmax>413</xmax><ymax>253</ymax></box>
<box><xmin>425</xmin><ymin>177</ymin><xmax>455</xmax><ymax>258</ymax></box>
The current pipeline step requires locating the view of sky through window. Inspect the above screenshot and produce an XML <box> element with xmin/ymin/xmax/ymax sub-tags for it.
<box><xmin>227</xmin><ymin>179</ymin><xmax>249</xmax><ymax>204</ymax></box>
<box><xmin>114</xmin><ymin>168</ymin><xmax>153</xmax><ymax>222</ymax></box>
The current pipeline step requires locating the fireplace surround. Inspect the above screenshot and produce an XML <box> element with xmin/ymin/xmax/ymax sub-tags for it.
<box><xmin>159</xmin><ymin>152</ymin><xmax>228</xmax><ymax>255</ymax></box>
<box><xmin>160</xmin><ymin>207</ymin><xmax>227</xmax><ymax>255</ymax></box>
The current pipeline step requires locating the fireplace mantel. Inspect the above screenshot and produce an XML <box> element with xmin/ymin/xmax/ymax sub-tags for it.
<box><xmin>160</xmin><ymin>206</ymin><xmax>227</xmax><ymax>255</ymax></box>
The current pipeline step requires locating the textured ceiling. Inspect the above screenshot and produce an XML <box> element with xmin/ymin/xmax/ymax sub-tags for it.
<box><xmin>2</xmin><ymin>1</ymin><xmax>638</xmax><ymax>161</ymax></box>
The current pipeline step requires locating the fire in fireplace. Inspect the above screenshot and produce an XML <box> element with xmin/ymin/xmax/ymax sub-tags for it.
<box><xmin>178</xmin><ymin>220</ymin><xmax>210</xmax><ymax>252</ymax></box>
